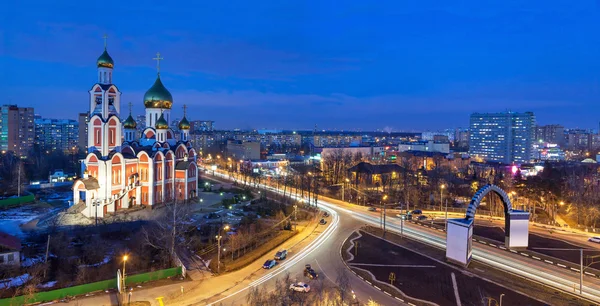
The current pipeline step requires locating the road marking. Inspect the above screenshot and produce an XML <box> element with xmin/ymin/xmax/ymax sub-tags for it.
<box><xmin>366</xmin><ymin>281</ymin><xmax>372</xmax><ymax>285</ymax></box>
<box><xmin>489</xmin><ymin>244</ymin><xmax>497</xmax><ymax>248</ymax></box>
<box><xmin>384</xmin><ymin>292</ymin><xmax>392</xmax><ymax>296</ymax></box>
<box><xmin>349</xmin><ymin>263</ymin><xmax>436</xmax><ymax>268</ymax></box>
<box><xmin>571</xmin><ymin>268</ymin><xmax>580</xmax><ymax>272</ymax></box>
<box><xmin>374</xmin><ymin>286</ymin><xmax>381</xmax><ymax>290</ymax></box>
<box><xmin>544</xmin><ymin>260</ymin><xmax>553</xmax><ymax>264</ymax></box>
<box><xmin>395</xmin><ymin>297</ymin><xmax>404</xmax><ymax>302</ymax></box>
<box><xmin>531</xmin><ymin>256</ymin><xmax>541</xmax><ymax>260</ymax></box>
<box><xmin>358</xmin><ymin>276</ymin><xmax>364</xmax><ymax>280</ymax></box>
<box><xmin>585</xmin><ymin>272</ymin><xmax>596</xmax><ymax>276</ymax></box>
<box><xmin>408</xmin><ymin>303</ymin><xmax>417</xmax><ymax>306</ymax></box>
<box><xmin>557</xmin><ymin>264</ymin><xmax>567</xmax><ymax>268</ymax></box>
<box><xmin>499</xmin><ymin>246</ymin><xmax>506</xmax><ymax>250</ymax></box>
<box><xmin>520</xmin><ymin>253</ymin><xmax>529</xmax><ymax>257</ymax></box>
<box><xmin>509</xmin><ymin>250</ymin><xmax>517</xmax><ymax>253</ymax></box>
<box><xmin>451</xmin><ymin>272</ymin><xmax>462</xmax><ymax>306</ymax></box>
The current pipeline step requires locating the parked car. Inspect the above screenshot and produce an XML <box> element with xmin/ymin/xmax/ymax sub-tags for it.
<box><xmin>589</xmin><ymin>237</ymin><xmax>600</xmax><ymax>244</ymax></box>
<box><xmin>289</xmin><ymin>282</ymin><xmax>311</xmax><ymax>292</ymax></box>
<box><xmin>275</xmin><ymin>250</ymin><xmax>288</xmax><ymax>260</ymax></box>
<box><xmin>263</xmin><ymin>259</ymin><xmax>277</xmax><ymax>269</ymax></box>
<box><xmin>417</xmin><ymin>215</ymin><xmax>427</xmax><ymax>221</ymax></box>
<box><xmin>319</xmin><ymin>219</ymin><xmax>327</xmax><ymax>225</ymax></box>
<box><xmin>411</xmin><ymin>209</ymin><xmax>422</xmax><ymax>215</ymax></box>
<box><xmin>368</xmin><ymin>207</ymin><xmax>377</xmax><ymax>212</ymax></box>
<box><xmin>397</xmin><ymin>213</ymin><xmax>412</xmax><ymax>220</ymax></box>
<box><xmin>304</xmin><ymin>264</ymin><xmax>319</xmax><ymax>279</ymax></box>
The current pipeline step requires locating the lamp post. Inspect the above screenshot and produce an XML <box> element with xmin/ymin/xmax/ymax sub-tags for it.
<box><xmin>499</xmin><ymin>293</ymin><xmax>505</xmax><ymax>306</ymax></box>
<box><xmin>381</xmin><ymin>195</ymin><xmax>388</xmax><ymax>238</ymax></box>
<box><xmin>444</xmin><ymin>199</ymin><xmax>449</xmax><ymax>231</ymax></box>
<box><xmin>293</xmin><ymin>204</ymin><xmax>298</xmax><ymax>231</ymax></box>
<box><xmin>216</xmin><ymin>225</ymin><xmax>230</xmax><ymax>273</ymax></box>
<box><xmin>122</xmin><ymin>255</ymin><xmax>128</xmax><ymax>291</ymax></box>
<box><xmin>440</xmin><ymin>184</ymin><xmax>445</xmax><ymax>211</ymax></box>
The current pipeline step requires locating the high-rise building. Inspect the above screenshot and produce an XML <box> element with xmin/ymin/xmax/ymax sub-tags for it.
<box><xmin>535</xmin><ymin>124</ymin><xmax>565</xmax><ymax>147</ymax></box>
<box><xmin>469</xmin><ymin>112</ymin><xmax>535</xmax><ymax>164</ymax></box>
<box><xmin>0</xmin><ymin>105</ymin><xmax>35</xmax><ymax>157</ymax></box>
<box><xmin>78</xmin><ymin>112</ymin><xmax>89</xmax><ymax>151</ymax></box>
<box><xmin>190</xmin><ymin>120</ymin><xmax>214</xmax><ymax>132</ymax></box>
<box><xmin>35</xmin><ymin>118</ymin><xmax>79</xmax><ymax>153</ymax></box>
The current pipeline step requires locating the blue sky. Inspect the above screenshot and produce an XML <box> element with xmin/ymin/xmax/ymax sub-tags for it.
<box><xmin>1</xmin><ymin>1</ymin><xmax>599</xmax><ymax>131</ymax></box>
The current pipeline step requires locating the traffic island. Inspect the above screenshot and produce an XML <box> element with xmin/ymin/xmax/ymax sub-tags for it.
<box><xmin>341</xmin><ymin>226</ymin><xmax>591</xmax><ymax>306</ymax></box>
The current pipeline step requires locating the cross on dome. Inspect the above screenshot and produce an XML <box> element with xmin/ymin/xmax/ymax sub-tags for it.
<box><xmin>153</xmin><ymin>52</ymin><xmax>163</xmax><ymax>74</ymax></box>
<box><xmin>183</xmin><ymin>104</ymin><xmax>187</xmax><ymax>116</ymax></box>
<box><xmin>103</xmin><ymin>34</ymin><xmax>108</xmax><ymax>48</ymax></box>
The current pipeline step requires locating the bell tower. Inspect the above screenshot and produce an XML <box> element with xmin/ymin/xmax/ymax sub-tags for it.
<box><xmin>87</xmin><ymin>35</ymin><xmax>122</xmax><ymax>156</ymax></box>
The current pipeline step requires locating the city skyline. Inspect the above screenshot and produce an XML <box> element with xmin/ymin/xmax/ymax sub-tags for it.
<box><xmin>1</xmin><ymin>1</ymin><xmax>599</xmax><ymax>130</ymax></box>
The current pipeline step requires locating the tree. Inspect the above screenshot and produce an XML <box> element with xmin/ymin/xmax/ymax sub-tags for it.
<box><xmin>142</xmin><ymin>199</ymin><xmax>193</xmax><ymax>265</ymax></box>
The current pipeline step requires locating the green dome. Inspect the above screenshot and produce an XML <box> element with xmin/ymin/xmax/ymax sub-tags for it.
<box><xmin>155</xmin><ymin>113</ymin><xmax>169</xmax><ymax>129</ymax></box>
<box><xmin>97</xmin><ymin>48</ymin><xmax>114</xmax><ymax>68</ymax></box>
<box><xmin>178</xmin><ymin>116</ymin><xmax>190</xmax><ymax>130</ymax></box>
<box><xmin>143</xmin><ymin>75</ymin><xmax>173</xmax><ymax>109</ymax></box>
<box><xmin>123</xmin><ymin>114</ymin><xmax>137</xmax><ymax>129</ymax></box>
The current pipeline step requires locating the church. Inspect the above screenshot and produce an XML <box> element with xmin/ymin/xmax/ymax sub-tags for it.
<box><xmin>73</xmin><ymin>39</ymin><xmax>199</xmax><ymax>219</ymax></box>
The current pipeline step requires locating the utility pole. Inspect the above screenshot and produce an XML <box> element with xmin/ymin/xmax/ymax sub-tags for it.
<box><xmin>294</xmin><ymin>204</ymin><xmax>298</xmax><ymax>231</ymax></box>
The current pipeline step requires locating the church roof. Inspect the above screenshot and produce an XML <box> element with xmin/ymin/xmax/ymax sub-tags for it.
<box><xmin>178</xmin><ymin>116</ymin><xmax>190</xmax><ymax>130</ymax></box>
<box><xmin>80</xmin><ymin>177</ymin><xmax>100</xmax><ymax>190</ymax></box>
<box><xmin>176</xmin><ymin>161</ymin><xmax>191</xmax><ymax>170</ymax></box>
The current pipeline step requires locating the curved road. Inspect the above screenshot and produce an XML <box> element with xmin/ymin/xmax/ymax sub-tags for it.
<box><xmin>206</xmin><ymin>171</ymin><xmax>600</xmax><ymax>305</ymax></box>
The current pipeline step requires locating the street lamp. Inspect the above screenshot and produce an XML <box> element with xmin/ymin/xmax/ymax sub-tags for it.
<box><xmin>440</xmin><ymin>184</ymin><xmax>446</xmax><ymax>211</ymax></box>
<box><xmin>216</xmin><ymin>225</ymin><xmax>230</xmax><ymax>273</ymax></box>
<box><xmin>381</xmin><ymin>195</ymin><xmax>388</xmax><ymax>238</ymax></box>
<box><xmin>122</xmin><ymin>255</ymin><xmax>128</xmax><ymax>290</ymax></box>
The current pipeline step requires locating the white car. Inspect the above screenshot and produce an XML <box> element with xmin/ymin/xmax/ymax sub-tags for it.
<box><xmin>589</xmin><ymin>237</ymin><xmax>600</xmax><ymax>244</ymax></box>
<box><xmin>289</xmin><ymin>282</ymin><xmax>311</xmax><ymax>292</ymax></box>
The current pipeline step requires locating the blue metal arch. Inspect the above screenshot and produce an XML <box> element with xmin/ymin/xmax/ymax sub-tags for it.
<box><xmin>466</xmin><ymin>184</ymin><xmax>512</xmax><ymax>219</ymax></box>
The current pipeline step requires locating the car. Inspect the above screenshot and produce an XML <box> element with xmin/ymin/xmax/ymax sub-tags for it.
<box><xmin>323</xmin><ymin>212</ymin><xmax>329</xmax><ymax>217</ymax></box>
<box><xmin>397</xmin><ymin>213</ymin><xmax>412</xmax><ymax>220</ymax></box>
<box><xmin>319</xmin><ymin>219</ymin><xmax>327</xmax><ymax>225</ymax></box>
<box><xmin>304</xmin><ymin>264</ymin><xmax>319</xmax><ymax>279</ymax></box>
<box><xmin>411</xmin><ymin>209</ymin><xmax>422</xmax><ymax>215</ymax></box>
<box><xmin>368</xmin><ymin>207</ymin><xmax>377</xmax><ymax>212</ymax></box>
<box><xmin>589</xmin><ymin>237</ymin><xmax>600</xmax><ymax>244</ymax></box>
<box><xmin>417</xmin><ymin>215</ymin><xmax>427</xmax><ymax>221</ymax></box>
<box><xmin>263</xmin><ymin>259</ymin><xmax>276</xmax><ymax>269</ymax></box>
<box><xmin>275</xmin><ymin>250</ymin><xmax>288</xmax><ymax>260</ymax></box>
<box><xmin>289</xmin><ymin>282</ymin><xmax>311</xmax><ymax>292</ymax></box>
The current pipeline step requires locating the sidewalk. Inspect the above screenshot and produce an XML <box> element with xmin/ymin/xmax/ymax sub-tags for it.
<box><xmin>65</xmin><ymin>212</ymin><xmax>323</xmax><ymax>306</ymax></box>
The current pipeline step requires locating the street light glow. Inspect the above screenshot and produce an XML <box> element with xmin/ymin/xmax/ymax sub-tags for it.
<box><xmin>123</xmin><ymin>255</ymin><xmax>128</xmax><ymax>262</ymax></box>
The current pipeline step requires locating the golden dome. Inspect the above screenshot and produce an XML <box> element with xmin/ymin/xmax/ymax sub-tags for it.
<box><xmin>97</xmin><ymin>49</ymin><xmax>114</xmax><ymax>69</ymax></box>
<box><xmin>143</xmin><ymin>75</ymin><xmax>173</xmax><ymax>109</ymax></box>
<box><xmin>123</xmin><ymin>114</ymin><xmax>137</xmax><ymax>129</ymax></box>
<box><xmin>155</xmin><ymin>113</ymin><xmax>169</xmax><ymax>129</ymax></box>
<box><xmin>178</xmin><ymin>116</ymin><xmax>190</xmax><ymax>130</ymax></box>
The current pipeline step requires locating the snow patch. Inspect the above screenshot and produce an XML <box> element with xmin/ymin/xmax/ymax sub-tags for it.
<box><xmin>0</xmin><ymin>274</ymin><xmax>31</xmax><ymax>288</ymax></box>
<box><xmin>79</xmin><ymin>255</ymin><xmax>111</xmax><ymax>267</ymax></box>
<box><xmin>38</xmin><ymin>281</ymin><xmax>57</xmax><ymax>288</ymax></box>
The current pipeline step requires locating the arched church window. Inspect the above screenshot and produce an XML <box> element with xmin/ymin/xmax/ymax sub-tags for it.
<box><xmin>104</xmin><ymin>72</ymin><xmax>107</xmax><ymax>82</ymax></box>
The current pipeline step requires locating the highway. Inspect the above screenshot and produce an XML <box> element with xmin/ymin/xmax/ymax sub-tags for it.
<box><xmin>206</xmin><ymin>170</ymin><xmax>600</xmax><ymax>305</ymax></box>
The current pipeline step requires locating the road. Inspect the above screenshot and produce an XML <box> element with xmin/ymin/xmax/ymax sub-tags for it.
<box><xmin>209</xmin><ymin>170</ymin><xmax>600</xmax><ymax>305</ymax></box>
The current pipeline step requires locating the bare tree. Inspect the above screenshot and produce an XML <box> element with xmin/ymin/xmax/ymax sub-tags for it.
<box><xmin>142</xmin><ymin>199</ymin><xmax>193</xmax><ymax>264</ymax></box>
